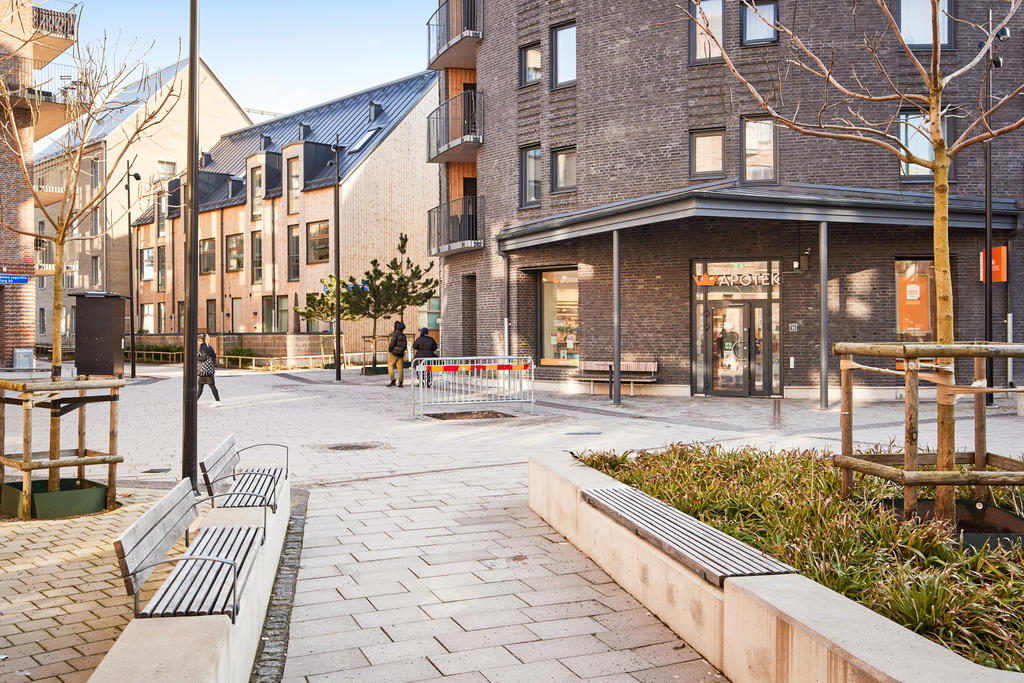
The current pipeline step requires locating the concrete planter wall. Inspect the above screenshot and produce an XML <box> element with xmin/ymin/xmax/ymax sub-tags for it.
<box><xmin>529</xmin><ymin>453</ymin><xmax>1023</xmax><ymax>683</ymax></box>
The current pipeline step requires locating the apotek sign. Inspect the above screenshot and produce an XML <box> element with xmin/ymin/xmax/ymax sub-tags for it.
<box><xmin>693</xmin><ymin>272</ymin><xmax>780</xmax><ymax>287</ymax></box>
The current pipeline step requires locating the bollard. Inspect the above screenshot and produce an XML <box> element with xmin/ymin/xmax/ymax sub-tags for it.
<box><xmin>771</xmin><ymin>397</ymin><xmax>781</xmax><ymax>430</ymax></box>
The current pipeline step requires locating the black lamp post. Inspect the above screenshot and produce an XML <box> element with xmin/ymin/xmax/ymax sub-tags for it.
<box><xmin>124</xmin><ymin>161</ymin><xmax>141</xmax><ymax>379</ymax></box>
<box><xmin>182</xmin><ymin>0</ymin><xmax>200</xmax><ymax>490</ymax></box>
<box><xmin>328</xmin><ymin>134</ymin><xmax>344</xmax><ymax>381</ymax></box>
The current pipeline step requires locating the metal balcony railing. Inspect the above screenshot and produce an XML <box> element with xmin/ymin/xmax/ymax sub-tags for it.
<box><xmin>33</xmin><ymin>5</ymin><xmax>76</xmax><ymax>38</ymax></box>
<box><xmin>427</xmin><ymin>0</ymin><xmax>482</xmax><ymax>68</ymax></box>
<box><xmin>427</xmin><ymin>90</ymin><xmax>482</xmax><ymax>162</ymax></box>
<box><xmin>428</xmin><ymin>196</ymin><xmax>483</xmax><ymax>255</ymax></box>
<box><xmin>0</xmin><ymin>56</ymin><xmax>78</xmax><ymax>105</ymax></box>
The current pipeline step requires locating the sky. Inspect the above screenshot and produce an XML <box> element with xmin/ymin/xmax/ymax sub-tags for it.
<box><xmin>73</xmin><ymin>0</ymin><xmax>433</xmax><ymax>116</ymax></box>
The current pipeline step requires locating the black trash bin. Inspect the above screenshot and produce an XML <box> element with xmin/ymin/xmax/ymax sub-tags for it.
<box><xmin>71</xmin><ymin>291</ymin><xmax>127</xmax><ymax>377</ymax></box>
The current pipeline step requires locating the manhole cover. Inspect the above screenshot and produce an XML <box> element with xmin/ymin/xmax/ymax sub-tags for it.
<box><xmin>141</xmin><ymin>468</ymin><xmax>171</xmax><ymax>473</ymax></box>
<box><xmin>327</xmin><ymin>443</ymin><xmax>380</xmax><ymax>451</ymax></box>
<box><xmin>428</xmin><ymin>411</ymin><xmax>515</xmax><ymax>421</ymax></box>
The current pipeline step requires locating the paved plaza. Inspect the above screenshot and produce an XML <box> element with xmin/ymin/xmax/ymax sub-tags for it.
<box><xmin>2</xmin><ymin>365</ymin><xmax>1022</xmax><ymax>681</ymax></box>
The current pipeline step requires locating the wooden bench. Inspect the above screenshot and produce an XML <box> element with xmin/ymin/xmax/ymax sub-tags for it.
<box><xmin>113</xmin><ymin>479</ymin><xmax>271</xmax><ymax>624</ymax></box>
<box><xmin>573</xmin><ymin>360</ymin><xmax>658</xmax><ymax>397</ymax></box>
<box><xmin>582</xmin><ymin>487</ymin><xmax>795</xmax><ymax>587</ymax></box>
<box><xmin>199</xmin><ymin>435</ymin><xmax>288</xmax><ymax>510</ymax></box>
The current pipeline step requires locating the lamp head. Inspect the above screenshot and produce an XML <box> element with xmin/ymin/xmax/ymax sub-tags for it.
<box><xmin>997</xmin><ymin>27</ymin><xmax>1010</xmax><ymax>42</ymax></box>
<box><xmin>131</xmin><ymin>173</ymin><xmax>141</xmax><ymax>181</ymax></box>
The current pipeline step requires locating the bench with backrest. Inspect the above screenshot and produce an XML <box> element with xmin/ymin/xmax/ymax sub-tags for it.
<box><xmin>582</xmin><ymin>486</ymin><xmax>794</xmax><ymax>587</ymax></box>
<box><xmin>199</xmin><ymin>435</ymin><xmax>288</xmax><ymax>510</ymax></box>
<box><xmin>113</xmin><ymin>478</ymin><xmax>272</xmax><ymax>624</ymax></box>
<box><xmin>573</xmin><ymin>360</ymin><xmax>658</xmax><ymax>397</ymax></box>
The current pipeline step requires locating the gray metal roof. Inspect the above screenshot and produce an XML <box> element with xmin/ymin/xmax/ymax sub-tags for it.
<box><xmin>498</xmin><ymin>181</ymin><xmax>1023</xmax><ymax>250</ymax></box>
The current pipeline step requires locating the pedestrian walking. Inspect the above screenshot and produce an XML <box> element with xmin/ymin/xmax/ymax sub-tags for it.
<box><xmin>386</xmin><ymin>321</ymin><xmax>407</xmax><ymax>387</ymax></box>
<box><xmin>412</xmin><ymin>327</ymin><xmax>438</xmax><ymax>387</ymax></box>
<box><xmin>197</xmin><ymin>334</ymin><xmax>221</xmax><ymax>405</ymax></box>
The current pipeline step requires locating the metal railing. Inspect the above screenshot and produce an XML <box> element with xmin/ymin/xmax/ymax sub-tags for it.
<box><xmin>427</xmin><ymin>0</ymin><xmax>482</xmax><ymax>66</ymax></box>
<box><xmin>33</xmin><ymin>5</ymin><xmax>76</xmax><ymax>38</ymax></box>
<box><xmin>0</xmin><ymin>56</ymin><xmax>78</xmax><ymax>105</ymax></box>
<box><xmin>428</xmin><ymin>196</ymin><xmax>482</xmax><ymax>255</ymax></box>
<box><xmin>427</xmin><ymin>90</ymin><xmax>482</xmax><ymax>161</ymax></box>
<box><xmin>412</xmin><ymin>355</ymin><xmax>534</xmax><ymax>418</ymax></box>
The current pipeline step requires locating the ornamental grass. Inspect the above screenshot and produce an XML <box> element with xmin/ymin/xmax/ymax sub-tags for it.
<box><xmin>579</xmin><ymin>444</ymin><xmax>1024</xmax><ymax>671</ymax></box>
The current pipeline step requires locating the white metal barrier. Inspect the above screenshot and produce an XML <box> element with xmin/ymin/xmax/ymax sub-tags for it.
<box><xmin>412</xmin><ymin>356</ymin><xmax>535</xmax><ymax>418</ymax></box>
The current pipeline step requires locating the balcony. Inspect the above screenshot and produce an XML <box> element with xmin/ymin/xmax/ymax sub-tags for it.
<box><xmin>427</xmin><ymin>90</ymin><xmax>482</xmax><ymax>163</ymax></box>
<box><xmin>428</xmin><ymin>195</ymin><xmax>483</xmax><ymax>256</ymax></box>
<box><xmin>2</xmin><ymin>57</ymin><xmax>78</xmax><ymax>138</ymax></box>
<box><xmin>427</xmin><ymin>0</ymin><xmax>482</xmax><ymax>70</ymax></box>
<box><xmin>32</xmin><ymin>3</ymin><xmax>76</xmax><ymax>66</ymax></box>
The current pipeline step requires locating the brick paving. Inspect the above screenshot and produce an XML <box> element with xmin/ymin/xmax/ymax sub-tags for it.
<box><xmin>282</xmin><ymin>465</ymin><xmax>727</xmax><ymax>682</ymax></box>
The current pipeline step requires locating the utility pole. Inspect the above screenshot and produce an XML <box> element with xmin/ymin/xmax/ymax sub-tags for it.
<box><xmin>124</xmin><ymin>161</ymin><xmax>140</xmax><ymax>379</ymax></box>
<box><xmin>182</xmin><ymin>0</ymin><xmax>200</xmax><ymax>490</ymax></box>
<box><xmin>331</xmin><ymin>134</ymin><xmax>343</xmax><ymax>381</ymax></box>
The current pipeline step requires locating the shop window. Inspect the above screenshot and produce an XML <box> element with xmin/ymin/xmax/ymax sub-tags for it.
<box><xmin>742</xmin><ymin>1</ymin><xmax>777</xmax><ymax>45</ymax></box>
<box><xmin>252</xmin><ymin>231</ymin><xmax>263</xmax><ymax>284</ymax></box>
<box><xmin>199</xmin><ymin>238</ymin><xmax>216</xmax><ymax>274</ymax></box>
<box><xmin>689</xmin><ymin>0</ymin><xmax>723</xmax><ymax>64</ymax></box>
<box><xmin>520</xmin><ymin>145</ymin><xmax>542</xmax><ymax>207</ymax></box>
<box><xmin>551</xmin><ymin>147</ymin><xmax>577</xmax><ymax>192</ymax></box>
<box><xmin>742</xmin><ymin>117</ymin><xmax>776</xmax><ymax>183</ymax></box>
<box><xmin>520</xmin><ymin>43</ymin><xmax>541</xmax><ymax>85</ymax></box>
<box><xmin>539</xmin><ymin>269</ymin><xmax>580</xmax><ymax>366</ymax></box>
<box><xmin>899</xmin><ymin>0</ymin><xmax>951</xmax><ymax>47</ymax></box>
<box><xmin>226</xmin><ymin>233</ymin><xmax>244</xmax><ymax>272</ymax></box>
<box><xmin>551</xmin><ymin>24</ymin><xmax>576</xmax><ymax>88</ymax></box>
<box><xmin>288</xmin><ymin>225</ymin><xmax>300</xmax><ymax>280</ymax></box>
<box><xmin>895</xmin><ymin>259</ymin><xmax>937</xmax><ymax>342</ymax></box>
<box><xmin>690</xmin><ymin>129</ymin><xmax>724</xmax><ymax>177</ymax></box>
<box><xmin>307</xmin><ymin>221</ymin><xmax>329</xmax><ymax>264</ymax></box>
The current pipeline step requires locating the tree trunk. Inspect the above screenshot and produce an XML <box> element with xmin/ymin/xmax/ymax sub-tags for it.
<box><xmin>371</xmin><ymin>317</ymin><xmax>378</xmax><ymax>367</ymax></box>
<box><xmin>931</xmin><ymin>100</ymin><xmax>956</xmax><ymax>524</ymax></box>
<box><xmin>50</xmin><ymin>240</ymin><xmax>64</xmax><ymax>382</ymax></box>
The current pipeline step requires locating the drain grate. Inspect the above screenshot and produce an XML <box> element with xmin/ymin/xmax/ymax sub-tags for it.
<box><xmin>327</xmin><ymin>443</ymin><xmax>380</xmax><ymax>451</ymax></box>
<box><xmin>428</xmin><ymin>411</ymin><xmax>514</xmax><ymax>421</ymax></box>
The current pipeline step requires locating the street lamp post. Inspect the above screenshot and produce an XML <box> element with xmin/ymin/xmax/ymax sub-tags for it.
<box><xmin>124</xmin><ymin>161</ymin><xmax>141</xmax><ymax>379</ymax></box>
<box><xmin>329</xmin><ymin>135</ymin><xmax>344</xmax><ymax>381</ymax></box>
<box><xmin>182</xmin><ymin>0</ymin><xmax>201</xmax><ymax>490</ymax></box>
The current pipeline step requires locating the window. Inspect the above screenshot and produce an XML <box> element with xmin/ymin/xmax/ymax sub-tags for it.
<box><xmin>551</xmin><ymin>24</ymin><xmax>577</xmax><ymax>87</ymax></box>
<box><xmin>140</xmin><ymin>248</ymin><xmax>154</xmax><ymax>280</ymax></box>
<box><xmin>899</xmin><ymin>111</ymin><xmax>942</xmax><ymax>178</ymax></box>
<box><xmin>551</xmin><ymin>147</ymin><xmax>577</xmax><ymax>192</ymax></box>
<box><xmin>899</xmin><ymin>0</ymin><xmax>951</xmax><ymax>47</ymax></box>
<box><xmin>38</xmin><ymin>308</ymin><xmax>45</xmax><ymax>333</ymax></box>
<box><xmin>276</xmin><ymin>295</ymin><xmax>289</xmax><ymax>333</ymax></box>
<box><xmin>742</xmin><ymin>1</ymin><xmax>777</xmax><ymax>45</ymax></box>
<box><xmin>287</xmin><ymin>226</ymin><xmax>300</xmax><ymax>280</ymax></box>
<box><xmin>539</xmin><ymin>270</ymin><xmax>580</xmax><ymax>366</ymax></box>
<box><xmin>230</xmin><ymin>297</ymin><xmax>242</xmax><ymax>333</ymax></box>
<box><xmin>306</xmin><ymin>304</ymin><xmax>319</xmax><ymax>333</ymax></box>
<box><xmin>262</xmin><ymin>296</ymin><xmax>274</xmax><ymax>333</ymax></box>
<box><xmin>140</xmin><ymin>303</ymin><xmax>154</xmax><ymax>333</ymax></box>
<box><xmin>176</xmin><ymin>301</ymin><xmax>184</xmax><ymax>332</ymax></box>
<box><xmin>349</xmin><ymin>128</ymin><xmax>380</xmax><ymax>154</ymax></box>
<box><xmin>287</xmin><ymin>157</ymin><xmax>300</xmax><ymax>214</ymax></box>
<box><xmin>519</xmin><ymin>44</ymin><xmax>541</xmax><ymax>85</ymax></box>
<box><xmin>157</xmin><ymin>246</ymin><xmax>166</xmax><ymax>292</ymax></box>
<box><xmin>65</xmin><ymin>271</ymin><xmax>76</xmax><ymax>290</ymax></box>
<box><xmin>226</xmin><ymin>233</ymin><xmax>244</xmax><ymax>272</ymax></box>
<box><xmin>251</xmin><ymin>231</ymin><xmax>262</xmax><ymax>284</ymax></box>
<box><xmin>157</xmin><ymin>161</ymin><xmax>176</xmax><ymax>180</ymax></box>
<box><xmin>90</xmin><ymin>256</ymin><xmax>101</xmax><ymax>286</ymax></box>
<box><xmin>520</xmin><ymin>145</ymin><xmax>542</xmax><ymax>207</ymax></box>
<box><xmin>690</xmin><ymin>129</ymin><xmax>725</xmax><ymax>177</ymax></box>
<box><xmin>65</xmin><ymin>306</ymin><xmax>75</xmax><ymax>336</ymax></box>
<box><xmin>37</xmin><ymin>275</ymin><xmax>46</xmax><ymax>290</ymax></box>
<box><xmin>250</xmin><ymin>167</ymin><xmax>263</xmax><ymax>221</ymax></box>
<box><xmin>157</xmin><ymin>302</ymin><xmax>166</xmax><ymax>333</ymax></box>
<box><xmin>91</xmin><ymin>207</ymin><xmax>102</xmax><ymax>235</ymax></box>
<box><xmin>90</xmin><ymin>158</ymin><xmax>100</xmax><ymax>188</ymax></box>
<box><xmin>418</xmin><ymin>295</ymin><xmax>441</xmax><ymax>334</ymax></box>
<box><xmin>205</xmin><ymin>299</ymin><xmax>216</xmax><ymax>332</ymax></box>
<box><xmin>689</xmin><ymin>0</ymin><xmax>723</xmax><ymax>64</ymax></box>
<box><xmin>199</xmin><ymin>238</ymin><xmax>216</xmax><ymax>274</ymax></box>
<box><xmin>306</xmin><ymin>221</ymin><xmax>329</xmax><ymax>264</ymax></box>
<box><xmin>157</xmin><ymin>192</ymin><xmax>167</xmax><ymax>237</ymax></box>
<box><xmin>895</xmin><ymin>259</ymin><xmax>938</xmax><ymax>342</ymax></box>
<box><xmin>742</xmin><ymin>117</ymin><xmax>777</xmax><ymax>182</ymax></box>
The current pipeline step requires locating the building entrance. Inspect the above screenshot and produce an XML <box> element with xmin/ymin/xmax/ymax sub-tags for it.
<box><xmin>693</xmin><ymin>261</ymin><xmax>780</xmax><ymax>397</ymax></box>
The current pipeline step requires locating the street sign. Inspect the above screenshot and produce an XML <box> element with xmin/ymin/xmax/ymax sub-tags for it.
<box><xmin>979</xmin><ymin>247</ymin><xmax>1008</xmax><ymax>282</ymax></box>
<box><xmin>0</xmin><ymin>274</ymin><xmax>29</xmax><ymax>285</ymax></box>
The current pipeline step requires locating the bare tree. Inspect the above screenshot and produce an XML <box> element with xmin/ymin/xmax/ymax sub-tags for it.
<box><xmin>0</xmin><ymin>35</ymin><xmax>179</xmax><ymax>380</ymax></box>
<box><xmin>685</xmin><ymin>0</ymin><xmax>1022</xmax><ymax>522</ymax></box>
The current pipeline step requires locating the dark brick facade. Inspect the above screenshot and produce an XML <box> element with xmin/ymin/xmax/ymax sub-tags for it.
<box><xmin>0</xmin><ymin>108</ymin><xmax>36</xmax><ymax>366</ymax></box>
<box><xmin>433</xmin><ymin>0</ymin><xmax>1024</xmax><ymax>392</ymax></box>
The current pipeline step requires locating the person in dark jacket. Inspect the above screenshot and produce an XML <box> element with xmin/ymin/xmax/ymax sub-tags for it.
<box><xmin>386</xmin><ymin>321</ymin><xmax>407</xmax><ymax>387</ymax></box>
<box><xmin>412</xmin><ymin>327</ymin><xmax>439</xmax><ymax>387</ymax></box>
<box><xmin>197</xmin><ymin>334</ymin><xmax>221</xmax><ymax>405</ymax></box>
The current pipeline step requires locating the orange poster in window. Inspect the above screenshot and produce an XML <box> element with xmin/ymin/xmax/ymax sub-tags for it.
<box><xmin>979</xmin><ymin>247</ymin><xmax>1008</xmax><ymax>282</ymax></box>
<box><xmin>897</xmin><ymin>275</ymin><xmax>930</xmax><ymax>334</ymax></box>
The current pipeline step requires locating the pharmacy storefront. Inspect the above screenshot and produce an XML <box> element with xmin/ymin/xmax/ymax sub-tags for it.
<box><xmin>692</xmin><ymin>260</ymin><xmax>782</xmax><ymax>397</ymax></box>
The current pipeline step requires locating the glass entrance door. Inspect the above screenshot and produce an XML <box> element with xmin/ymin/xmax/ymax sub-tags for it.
<box><xmin>708</xmin><ymin>303</ymin><xmax>749</xmax><ymax>395</ymax></box>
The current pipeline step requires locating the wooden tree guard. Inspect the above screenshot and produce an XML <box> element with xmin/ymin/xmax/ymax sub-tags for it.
<box><xmin>832</xmin><ymin>342</ymin><xmax>1024</xmax><ymax>524</ymax></box>
<box><xmin>0</xmin><ymin>376</ymin><xmax>125</xmax><ymax>520</ymax></box>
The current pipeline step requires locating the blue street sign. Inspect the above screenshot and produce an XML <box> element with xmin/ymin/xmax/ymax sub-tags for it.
<box><xmin>0</xmin><ymin>274</ymin><xmax>29</xmax><ymax>285</ymax></box>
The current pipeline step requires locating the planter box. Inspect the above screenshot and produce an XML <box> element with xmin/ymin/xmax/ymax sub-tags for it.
<box><xmin>529</xmin><ymin>453</ymin><xmax>1024</xmax><ymax>683</ymax></box>
<box><xmin>1</xmin><ymin>478</ymin><xmax>107</xmax><ymax>519</ymax></box>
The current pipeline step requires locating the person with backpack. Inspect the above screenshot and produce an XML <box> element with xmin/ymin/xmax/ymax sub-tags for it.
<box><xmin>412</xmin><ymin>327</ymin><xmax>439</xmax><ymax>387</ymax></box>
<box><xmin>197</xmin><ymin>334</ymin><xmax>221</xmax><ymax>405</ymax></box>
<box><xmin>386</xmin><ymin>321</ymin><xmax>407</xmax><ymax>387</ymax></box>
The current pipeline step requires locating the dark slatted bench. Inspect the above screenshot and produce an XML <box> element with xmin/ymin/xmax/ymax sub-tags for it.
<box><xmin>573</xmin><ymin>361</ymin><xmax>658</xmax><ymax>397</ymax></box>
<box><xmin>199</xmin><ymin>435</ymin><xmax>288</xmax><ymax>510</ymax></box>
<box><xmin>113</xmin><ymin>479</ymin><xmax>270</xmax><ymax>623</ymax></box>
<box><xmin>582</xmin><ymin>487</ymin><xmax>795</xmax><ymax>587</ymax></box>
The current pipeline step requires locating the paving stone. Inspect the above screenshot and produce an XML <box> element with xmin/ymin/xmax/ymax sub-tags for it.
<box><xmin>287</xmin><ymin>628</ymin><xmax>390</xmax><ymax>657</ymax></box>
<box><xmin>307</xmin><ymin>657</ymin><xmax>442</xmax><ymax>682</ymax></box>
<box><xmin>428</xmin><ymin>646</ymin><xmax>520</xmax><ymax>676</ymax></box>
<box><xmin>523</xmin><ymin>616</ymin><xmax>608</xmax><ymax>640</ymax></box>
<box><xmin>452</xmin><ymin>608</ymin><xmax>533</xmax><ymax>631</ymax></box>
<box><xmin>631</xmin><ymin>660</ymin><xmax>728</xmax><ymax>682</ymax></box>
<box><xmin>482</xmin><ymin>659</ymin><xmax>582</xmax><ymax>682</ymax></box>
<box><xmin>359</xmin><ymin>636</ymin><xmax>447</xmax><ymax>665</ymax></box>
<box><xmin>436</xmin><ymin>624</ymin><xmax>538</xmax><ymax>652</ymax></box>
<box><xmin>560</xmin><ymin>650</ymin><xmax>650</xmax><ymax>678</ymax></box>
<box><xmin>520</xmin><ymin>600</ymin><xmax>612</xmax><ymax>622</ymax></box>
<box><xmin>506</xmin><ymin>634</ymin><xmax>610</xmax><ymax>664</ymax></box>
<box><xmin>382</xmin><ymin>617</ymin><xmax>465</xmax><ymax>642</ymax></box>
<box><xmin>596</xmin><ymin>624</ymin><xmax>679</xmax><ymax>650</ymax></box>
<box><xmin>367</xmin><ymin>590</ymin><xmax>440</xmax><ymax>611</ymax></box>
<box><xmin>635</xmin><ymin>641</ymin><xmax>704</xmax><ymax>667</ymax></box>
<box><xmin>422</xmin><ymin>595</ymin><xmax>530</xmax><ymax>620</ymax></box>
<box><xmin>352</xmin><ymin>606</ymin><xmax>431</xmax><ymax>629</ymax></box>
<box><xmin>282</xmin><ymin>647</ymin><xmax>370</xmax><ymax>679</ymax></box>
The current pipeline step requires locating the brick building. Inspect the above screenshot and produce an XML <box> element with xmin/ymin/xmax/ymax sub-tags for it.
<box><xmin>131</xmin><ymin>71</ymin><xmax>438</xmax><ymax>354</ymax></box>
<box><xmin>0</xmin><ymin>1</ymin><xmax>76</xmax><ymax>365</ymax></box>
<box><xmin>427</xmin><ymin>0</ymin><xmax>1024</xmax><ymax>398</ymax></box>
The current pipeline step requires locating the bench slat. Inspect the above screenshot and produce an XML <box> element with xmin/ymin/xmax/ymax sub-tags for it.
<box><xmin>580</xmin><ymin>361</ymin><xmax>658</xmax><ymax>373</ymax></box>
<box><xmin>114</xmin><ymin>479</ymin><xmax>197</xmax><ymax>595</ymax></box>
<box><xmin>222</xmin><ymin>467</ymin><xmax>284</xmax><ymax>508</ymax></box>
<box><xmin>143</xmin><ymin>525</ymin><xmax>227</xmax><ymax>617</ymax></box>
<box><xmin>201</xmin><ymin>527</ymin><xmax>261</xmax><ymax>617</ymax></box>
<box><xmin>185</xmin><ymin>527</ymin><xmax>252</xmax><ymax>617</ymax></box>
<box><xmin>199</xmin><ymin>435</ymin><xmax>239</xmax><ymax>496</ymax></box>
<box><xmin>583</xmin><ymin>487</ymin><xmax>794</xmax><ymax>587</ymax></box>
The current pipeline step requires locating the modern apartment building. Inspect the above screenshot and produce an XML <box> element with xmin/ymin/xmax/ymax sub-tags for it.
<box><xmin>427</xmin><ymin>0</ymin><xmax>1024</xmax><ymax>397</ymax></box>
<box><xmin>0</xmin><ymin>1</ymin><xmax>76</xmax><ymax>364</ymax></box>
<box><xmin>33</xmin><ymin>58</ymin><xmax>251</xmax><ymax>347</ymax></box>
<box><xmin>131</xmin><ymin>71</ymin><xmax>438</xmax><ymax>350</ymax></box>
